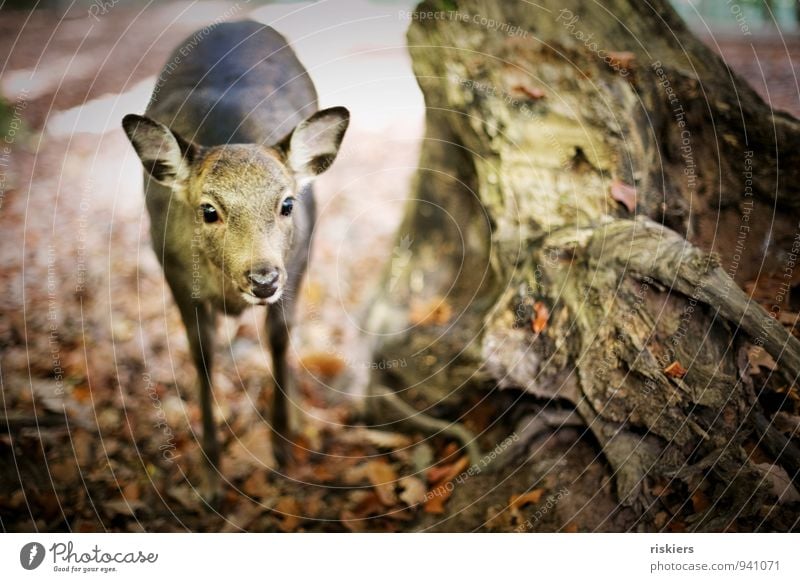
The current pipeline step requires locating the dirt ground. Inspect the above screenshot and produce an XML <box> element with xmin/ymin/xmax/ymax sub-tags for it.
<box><xmin>1</xmin><ymin>1</ymin><xmax>799</xmax><ymax>532</ymax></box>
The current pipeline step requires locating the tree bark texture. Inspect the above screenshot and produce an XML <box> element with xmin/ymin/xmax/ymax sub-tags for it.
<box><xmin>366</xmin><ymin>0</ymin><xmax>800</xmax><ymax>529</ymax></box>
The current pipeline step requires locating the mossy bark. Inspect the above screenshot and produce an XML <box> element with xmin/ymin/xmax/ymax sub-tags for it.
<box><xmin>366</xmin><ymin>0</ymin><xmax>800</xmax><ymax>528</ymax></box>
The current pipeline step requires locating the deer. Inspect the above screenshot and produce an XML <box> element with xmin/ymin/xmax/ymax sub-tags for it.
<box><xmin>121</xmin><ymin>19</ymin><xmax>349</xmax><ymax>501</ymax></box>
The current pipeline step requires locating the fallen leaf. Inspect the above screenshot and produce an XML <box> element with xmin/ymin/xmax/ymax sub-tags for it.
<box><xmin>511</xmin><ymin>84</ymin><xmax>546</xmax><ymax>100</ymax></box>
<box><xmin>71</xmin><ymin>384</ymin><xmax>92</xmax><ymax>403</ymax></box>
<box><xmin>654</xmin><ymin>511</ymin><xmax>669</xmax><ymax>529</ymax></box>
<box><xmin>510</xmin><ymin>489</ymin><xmax>545</xmax><ymax>510</ymax></box>
<box><xmin>664</xmin><ymin>360</ymin><xmax>687</xmax><ymax>379</ymax></box>
<box><xmin>273</xmin><ymin>496</ymin><xmax>303</xmax><ymax>532</ymax></box>
<box><xmin>222</xmin><ymin>502</ymin><xmax>264</xmax><ymax>532</ymax></box>
<box><xmin>49</xmin><ymin>461</ymin><xmax>79</xmax><ymax>484</ymax></box>
<box><xmin>386</xmin><ymin>508</ymin><xmax>415</xmax><ymax>521</ymax></box>
<box><xmin>223</xmin><ymin>425</ymin><xmax>276</xmax><ymax>478</ymax></box>
<box><xmin>167</xmin><ymin>485</ymin><xmax>201</xmax><ymax>511</ymax></box>
<box><xmin>772</xmin><ymin>411</ymin><xmax>800</xmax><ymax>435</ymax></box>
<box><xmin>366</xmin><ymin>460</ymin><xmax>398</xmax><ymax>506</ymax></box>
<box><xmin>747</xmin><ymin>345</ymin><xmax>777</xmax><ymax>374</ymax></box>
<box><xmin>338</xmin><ymin>428</ymin><xmax>412</xmax><ymax>450</ymax></box>
<box><xmin>104</xmin><ymin>499</ymin><xmax>145</xmax><ymax>518</ymax></box>
<box><xmin>344</xmin><ymin>490</ymin><xmax>385</xmax><ymax>524</ymax></box>
<box><xmin>410</xmin><ymin>296</ymin><xmax>453</xmax><ymax>326</ymax></box>
<box><xmin>340</xmin><ymin>510</ymin><xmax>366</xmax><ymax>532</ymax></box>
<box><xmin>398</xmin><ymin>476</ymin><xmax>427</xmax><ymax>506</ymax></box>
<box><xmin>427</xmin><ymin>464</ymin><xmax>453</xmax><ymax>485</ymax></box>
<box><xmin>122</xmin><ymin>482</ymin><xmax>141</xmax><ymax>502</ymax></box>
<box><xmin>310</xmin><ymin>463</ymin><xmax>338</xmax><ymax>483</ymax></box>
<box><xmin>424</xmin><ymin>485</ymin><xmax>452</xmax><ymax>514</ymax></box>
<box><xmin>668</xmin><ymin>520</ymin><xmax>687</xmax><ymax>533</ymax></box>
<box><xmin>774</xmin><ymin>384</ymin><xmax>800</xmax><ymax>404</ymax></box>
<box><xmin>303</xmin><ymin>491</ymin><xmax>325</xmax><ymax>519</ymax></box>
<box><xmin>341</xmin><ymin>463</ymin><xmax>370</xmax><ymax>485</ymax></box>
<box><xmin>610</xmin><ymin>180</ymin><xmax>637</xmax><ymax>213</ymax></box>
<box><xmin>423</xmin><ymin>456</ymin><xmax>470</xmax><ymax>514</ymax></box>
<box><xmin>531</xmin><ymin>301</ymin><xmax>549</xmax><ymax>334</ymax></box>
<box><xmin>427</xmin><ymin>455</ymin><xmax>470</xmax><ymax>485</ymax></box>
<box><xmin>71</xmin><ymin>428</ymin><xmax>94</xmax><ymax>466</ymax></box>
<box><xmin>299</xmin><ymin>352</ymin><xmax>346</xmax><ymax>378</ymax></box>
<box><xmin>691</xmin><ymin>490</ymin><xmax>710</xmax><ymax>513</ymax></box>
<box><xmin>607</xmin><ymin>51</ymin><xmax>636</xmax><ymax>71</ymax></box>
<box><xmin>754</xmin><ymin>463</ymin><xmax>800</xmax><ymax>504</ymax></box>
<box><xmin>242</xmin><ymin>471</ymin><xmax>274</xmax><ymax>499</ymax></box>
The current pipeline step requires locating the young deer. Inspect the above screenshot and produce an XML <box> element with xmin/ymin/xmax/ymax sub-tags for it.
<box><xmin>122</xmin><ymin>20</ymin><xmax>349</xmax><ymax>498</ymax></box>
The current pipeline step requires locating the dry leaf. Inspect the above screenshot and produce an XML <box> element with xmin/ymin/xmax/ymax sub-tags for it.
<box><xmin>654</xmin><ymin>511</ymin><xmax>669</xmax><ymax>529</ymax></box>
<box><xmin>510</xmin><ymin>488</ymin><xmax>545</xmax><ymax>510</ymax></box>
<box><xmin>398</xmin><ymin>476</ymin><xmax>427</xmax><ymax>506</ymax></box>
<box><xmin>122</xmin><ymin>482</ymin><xmax>141</xmax><ymax>502</ymax></box>
<box><xmin>242</xmin><ymin>471</ymin><xmax>274</xmax><ymax>499</ymax></box>
<box><xmin>50</xmin><ymin>461</ymin><xmax>79</xmax><ymax>483</ymax></box>
<box><xmin>222</xmin><ymin>502</ymin><xmax>264</xmax><ymax>533</ymax></box>
<box><xmin>410</xmin><ymin>296</ymin><xmax>453</xmax><ymax>326</ymax></box>
<box><xmin>531</xmin><ymin>301</ymin><xmax>549</xmax><ymax>334</ymax></box>
<box><xmin>341</xmin><ymin>463</ymin><xmax>370</xmax><ymax>485</ymax></box>
<box><xmin>668</xmin><ymin>521</ymin><xmax>687</xmax><ymax>533</ymax></box>
<box><xmin>427</xmin><ymin>464</ymin><xmax>453</xmax><ymax>485</ymax></box>
<box><xmin>168</xmin><ymin>485</ymin><xmax>201</xmax><ymax>511</ymax></box>
<box><xmin>104</xmin><ymin>499</ymin><xmax>145</xmax><ymax>518</ymax></box>
<box><xmin>223</xmin><ymin>425</ymin><xmax>276</xmax><ymax>478</ymax></box>
<box><xmin>273</xmin><ymin>496</ymin><xmax>303</xmax><ymax>532</ymax></box>
<box><xmin>607</xmin><ymin>51</ymin><xmax>636</xmax><ymax>71</ymax></box>
<box><xmin>71</xmin><ymin>384</ymin><xmax>92</xmax><ymax>403</ymax></box>
<box><xmin>366</xmin><ymin>460</ymin><xmax>398</xmax><ymax>506</ymax></box>
<box><xmin>71</xmin><ymin>428</ymin><xmax>94</xmax><ymax>466</ymax></box>
<box><xmin>747</xmin><ymin>345</ymin><xmax>777</xmax><ymax>374</ymax></box>
<box><xmin>772</xmin><ymin>411</ymin><xmax>800</xmax><ymax>435</ymax></box>
<box><xmin>423</xmin><ymin>486</ymin><xmax>452</xmax><ymax>514</ymax></box>
<box><xmin>340</xmin><ymin>510</ymin><xmax>366</xmax><ymax>532</ymax></box>
<box><xmin>338</xmin><ymin>428</ymin><xmax>412</xmax><ymax>450</ymax></box>
<box><xmin>691</xmin><ymin>490</ymin><xmax>710</xmax><ymax>513</ymax></box>
<box><xmin>427</xmin><ymin>455</ymin><xmax>470</xmax><ymax>485</ymax></box>
<box><xmin>754</xmin><ymin>463</ymin><xmax>800</xmax><ymax>504</ymax></box>
<box><xmin>664</xmin><ymin>360</ymin><xmax>687</xmax><ymax>378</ymax></box>
<box><xmin>423</xmin><ymin>456</ymin><xmax>470</xmax><ymax>514</ymax></box>
<box><xmin>299</xmin><ymin>352</ymin><xmax>346</xmax><ymax>378</ymax></box>
<box><xmin>340</xmin><ymin>491</ymin><xmax>395</xmax><ymax>532</ymax></box>
<box><xmin>512</xmin><ymin>84</ymin><xmax>546</xmax><ymax>100</ymax></box>
<box><xmin>303</xmin><ymin>491</ymin><xmax>325</xmax><ymax>519</ymax></box>
<box><xmin>610</xmin><ymin>179</ymin><xmax>637</xmax><ymax>213</ymax></box>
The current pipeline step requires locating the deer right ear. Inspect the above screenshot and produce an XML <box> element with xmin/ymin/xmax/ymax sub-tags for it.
<box><xmin>122</xmin><ymin>114</ymin><xmax>198</xmax><ymax>188</ymax></box>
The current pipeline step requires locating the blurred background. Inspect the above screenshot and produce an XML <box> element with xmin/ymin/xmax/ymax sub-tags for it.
<box><xmin>1</xmin><ymin>0</ymin><xmax>799</xmax><ymax>531</ymax></box>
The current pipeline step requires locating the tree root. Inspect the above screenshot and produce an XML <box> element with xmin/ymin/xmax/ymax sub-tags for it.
<box><xmin>366</xmin><ymin>385</ymin><xmax>483</xmax><ymax>465</ymax></box>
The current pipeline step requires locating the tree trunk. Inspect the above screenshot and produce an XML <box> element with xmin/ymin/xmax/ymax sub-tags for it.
<box><xmin>366</xmin><ymin>0</ymin><xmax>800</xmax><ymax>530</ymax></box>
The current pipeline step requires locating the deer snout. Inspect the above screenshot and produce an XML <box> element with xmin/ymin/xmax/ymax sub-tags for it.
<box><xmin>247</xmin><ymin>267</ymin><xmax>280</xmax><ymax>299</ymax></box>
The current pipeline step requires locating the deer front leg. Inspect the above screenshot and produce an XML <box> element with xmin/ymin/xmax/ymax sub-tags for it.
<box><xmin>267</xmin><ymin>300</ymin><xmax>295</xmax><ymax>467</ymax></box>
<box><xmin>177</xmin><ymin>300</ymin><xmax>219</xmax><ymax>502</ymax></box>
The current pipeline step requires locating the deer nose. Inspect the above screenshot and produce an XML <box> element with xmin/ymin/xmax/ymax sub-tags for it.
<box><xmin>247</xmin><ymin>268</ymin><xmax>280</xmax><ymax>298</ymax></box>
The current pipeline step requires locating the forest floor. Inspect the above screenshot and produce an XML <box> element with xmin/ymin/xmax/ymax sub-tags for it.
<box><xmin>1</xmin><ymin>2</ymin><xmax>799</xmax><ymax>532</ymax></box>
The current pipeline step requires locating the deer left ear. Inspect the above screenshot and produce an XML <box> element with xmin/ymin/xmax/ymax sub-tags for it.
<box><xmin>278</xmin><ymin>107</ymin><xmax>350</xmax><ymax>185</ymax></box>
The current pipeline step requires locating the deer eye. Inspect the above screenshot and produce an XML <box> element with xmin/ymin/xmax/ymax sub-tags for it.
<box><xmin>280</xmin><ymin>197</ymin><xmax>295</xmax><ymax>217</ymax></box>
<box><xmin>200</xmin><ymin>203</ymin><xmax>219</xmax><ymax>223</ymax></box>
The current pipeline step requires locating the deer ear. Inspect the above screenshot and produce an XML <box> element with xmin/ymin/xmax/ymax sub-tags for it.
<box><xmin>280</xmin><ymin>107</ymin><xmax>349</xmax><ymax>185</ymax></box>
<box><xmin>122</xmin><ymin>114</ymin><xmax>198</xmax><ymax>188</ymax></box>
